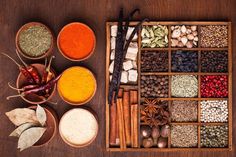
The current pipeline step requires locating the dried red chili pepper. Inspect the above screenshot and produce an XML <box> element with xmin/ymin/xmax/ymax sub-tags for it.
<box><xmin>2</xmin><ymin>53</ymin><xmax>35</xmax><ymax>84</ymax></box>
<box><xmin>6</xmin><ymin>74</ymin><xmax>61</xmax><ymax>100</ymax></box>
<box><xmin>16</xmin><ymin>50</ymin><xmax>41</xmax><ymax>84</ymax></box>
<box><xmin>8</xmin><ymin>82</ymin><xmax>39</xmax><ymax>91</ymax></box>
<box><xmin>42</xmin><ymin>56</ymin><xmax>55</xmax><ymax>84</ymax></box>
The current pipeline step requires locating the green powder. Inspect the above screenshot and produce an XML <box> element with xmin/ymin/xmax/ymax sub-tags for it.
<box><xmin>19</xmin><ymin>25</ymin><xmax>52</xmax><ymax>57</ymax></box>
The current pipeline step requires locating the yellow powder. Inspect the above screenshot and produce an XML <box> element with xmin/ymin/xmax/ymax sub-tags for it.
<box><xmin>58</xmin><ymin>66</ymin><xmax>96</xmax><ymax>104</ymax></box>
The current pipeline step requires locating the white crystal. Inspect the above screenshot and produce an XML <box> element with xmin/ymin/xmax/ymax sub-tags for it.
<box><xmin>121</xmin><ymin>71</ymin><xmax>128</xmax><ymax>83</ymax></box>
<box><xmin>128</xmin><ymin>70</ymin><xmax>138</xmax><ymax>82</ymax></box>
<box><xmin>123</xmin><ymin>60</ymin><xmax>133</xmax><ymax>71</ymax></box>
<box><xmin>110</xmin><ymin>49</ymin><xmax>115</xmax><ymax>60</ymax></box>
<box><xmin>109</xmin><ymin>61</ymin><xmax>114</xmax><ymax>73</ymax></box>
<box><xmin>110</xmin><ymin>37</ymin><xmax>116</xmax><ymax>50</ymax></box>
<box><xmin>111</xmin><ymin>25</ymin><xmax>118</xmax><ymax>37</ymax></box>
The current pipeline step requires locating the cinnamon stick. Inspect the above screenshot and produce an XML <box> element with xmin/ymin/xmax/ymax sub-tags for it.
<box><xmin>115</xmin><ymin>88</ymin><xmax>123</xmax><ymax>145</ymax></box>
<box><xmin>109</xmin><ymin>96</ymin><xmax>117</xmax><ymax>145</ymax></box>
<box><xmin>132</xmin><ymin>104</ymin><xmax>138</xmax><ymax>147</ymax></box>
<box><xmin>123</xmin><ymin>91</ymin><xmax>131</xmax><ymax>146</ymax></box>
<box><xmin>117</xmin><ymin>98</ymin><xmax>126</xmax><ymax>149</ymax></box>
<box><xmin>130</xmin><ymin>90</ymin><xmax>138</xmax><ymax>148</ymax></box>
<box><xmin>130</xmin><ymin>90</ymin><xmax>138</xmax><ymax>104</ymax></box>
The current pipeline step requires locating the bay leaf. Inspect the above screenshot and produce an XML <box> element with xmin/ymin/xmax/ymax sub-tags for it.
<box><xmin>9</xmin><ymin>122</ymin><xmax>39</xmax><ymax>137</ymax></box>
<box><xmin>18</xmin><ymin>127</ymin><xmax>46</xmax><ymax>151</ymax></box>
<box><xmin>5</xmin><ymin>108</ymin><xmax>39</xmax><ymax>126</ymax></box>
<box><xmin>36</xmin><ymin>105</ymin><xmax>47</xmax><ymax>126</ymax></box>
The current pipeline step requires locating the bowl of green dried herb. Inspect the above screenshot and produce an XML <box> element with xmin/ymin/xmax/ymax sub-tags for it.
<box><xmin>15</xmin><ymin>22</ymin><xmax>54</xmax><ymax>60</ymax></box>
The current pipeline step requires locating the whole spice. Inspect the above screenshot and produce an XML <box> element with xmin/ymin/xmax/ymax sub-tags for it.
<box><xmin>201</xmin><ymin>75</ymin><xmax>228</xmax><ymax>98</ymax></box>
<box><xmin>157</xmin><ymin>137</ymin><xmax>168</xmax><ymax>148</ymax></box>
<box><xmin>58</xmin><ymin>23</ymin><xmax>95</xmax><ymax>60</ymax></box>
<box><xmin>141</xmin><ymin>75</ymin><xmax>168</xmax><ymax>98</ymax></box>
<box><xmin>201</xmin><ymin>125</ymin><xmax>228</xmax><ymax>148</ymax></box>
<box><xmin>171</xmin><ymin>101</ymin><xmax>198</xmax><ymax>122</ymax></box>
<box><xmin>7</xmin><ymin>74</ymin><xmax>61</xmax><ymax>100</ymax></box>
<box><xmin>200</xmin><ymin>25</ymin><xmax>228</xmax><ymax>48</ymax></box>
<box><xmin>2</xmin><ymin>53</ymin><xmax>35</xmax><ymax>84</ymax></box>
<box><xmin>42</xmin><ymin>55</ymin><xmax>55</xmax><ymax>84</ymax></box>
<box><xmin>5</xmin><ymin>108</ymin><xmax>39</xmax><ymax>126</ymax></box>
<box><xmin>201</xmin><ymin>51</ymin><xmax>228</xmax><ymax>72</ymax></box>
<box><xmin>201</xmin><ymin>100</ymin><xmax>228</xmax><ymax>122</ymax></box>
<box><xmin>16</xmin><ymin>49</ymin><xmax>41</xmax><ymax>84</ymax></box>
<box><xmin>171</xmin><ymin>125</ymin><xmax>198</xmax><ymax>148</ymax></box>
<box><xmin>160</xmin><ymin>124</ymin><xmax>170</xmax><ymax>138</ymax></box>
<box><xmin>142</xmin><ymin>138</ymin><xmax>154</xmax><ymax>148</ymax></box>
<box><xmin>171</xmin><ymin>25</ymin><xmax>198</xmax><ymax>48</ymax></box>
<box><xmin>140</xmin><ymin>125</ymin><xmax>152</xmax><ymax>138</ymax></box>
<box><xmin>171</xmin><ymin>75</ymin><xmax>198</xmax><ymax>97</ymax></box>
<box><xmin>123</xmin><ymin>91</ymin><xmax>131</xmax><ymax>145</ymax></box>
<box><xmin>18</xmin><ymin>127</ymin><xmax>46</xmax><ymax>151</ymax></box>
<box><xmin>140</xmin><ymin>99</ymin><xmax>169</xmax><ymax>127</ymax></box>
<box><xmin>141</xmin><ymin>25</ymin><xmax>168</xmax><ymax>48</ymax></box>
<box><xmin>36</xmin><ymin>105</ymin><xmax>47</xmax><ymax>126</ymax></box>
<box><xmin>141</xmin><ymin>51</ymin><xmax>168</xmax><ymax>72</ymax></box>
<box><xmin>9</xmin><ymin>122</ymin><xmax>38</xmax><ymax>137</ymax></box>
<box><xmin>151</xmin><ymin>126</ymin><xmax>160</xmax><ymax>145</ymax></box>
<box><xmin>171</xmin><ymin>51</ymin><xmax>198</xmax><ymax>72</ymax></box>
<box><xmin>117</xmin><ymin>98</ymin><xmax>126</xmax><ymax>149</ymax></box>
<box><xmin>18</xmin><ymin>25</ymin><xmax>52</xmax><ymax>57</ymax></box>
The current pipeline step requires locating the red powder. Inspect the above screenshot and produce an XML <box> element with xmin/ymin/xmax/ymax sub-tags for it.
<box><xmin>58</xmin><ymin>23</ymin><xmax>95</xmax><ymax>60</ymax></box>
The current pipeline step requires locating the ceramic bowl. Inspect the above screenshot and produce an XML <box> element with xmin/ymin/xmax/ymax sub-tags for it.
<box><xmin>15</xmin><ymin>22</ymin><xmax>54</xmax><ymax>60</ymax></box>
<box><xmin>29</xmin><ymin>105</ymin><xmax>58</xmax><ymax>147</ymax></box>
<box><xmin>57</xmin><ymin>66</ymin><xmax>97</xmax><ymax>105</ymax></box>
<box><xmin>16</xmin><ymin>63</ymin><xmax>56</xmax><ymax>104</ymax></box>
<box><xmin>57</xmin><ymin>22</ymin><xmax>96</xmax><ymax>61</ymax></box>
<box><xmin>59</xmin><ymin>108</ymin><xmax>98</xmax><ymax>147</ymax></box>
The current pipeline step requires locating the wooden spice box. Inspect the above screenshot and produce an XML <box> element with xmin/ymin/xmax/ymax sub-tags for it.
<box><xmin>105</xmin><ymin>21</ymin><xmax>232</xmax><ymax>151</ymax></box>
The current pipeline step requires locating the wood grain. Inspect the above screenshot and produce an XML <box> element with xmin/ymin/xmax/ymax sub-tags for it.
<box><xmin>0</xmin><ymin>0</ymin><xmax>235</xmax><ymax>157</ymax></box>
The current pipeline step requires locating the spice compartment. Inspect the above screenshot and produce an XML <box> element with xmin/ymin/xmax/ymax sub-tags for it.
<box><xmin>106</xmin><ymin>21</ymin><xmax>232</xmax><ymax>151</ymax></box>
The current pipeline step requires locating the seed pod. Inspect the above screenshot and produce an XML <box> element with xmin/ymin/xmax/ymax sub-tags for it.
<box><xmin>157</xmin><ymin>137</ymin><xmax>167</xmax><ymax>148</ymax></box>
<box><xmin>142</xmin><ymin>137</ymin><xmax>154</xmax><ymax>148</ymax></box>
<box><xmin>160</xmin><ymin>124</ymin><xmax>170</xmax><ymax>138</ymax></box>
<box><xmin>140</xmin><ymin>125</ymin><xmax>152</xmax><ymax>138</ymax></box>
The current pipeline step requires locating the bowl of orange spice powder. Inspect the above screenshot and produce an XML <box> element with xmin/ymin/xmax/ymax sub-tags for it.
<box><xmin>57</xmin><ymin>66</ymin><xmax>97</xmax><ymax>105</ymax></box>
<box><xmin>57</xmin><ymin>22</ymin><xmax>96</xmax><ymax>61</ymax></box>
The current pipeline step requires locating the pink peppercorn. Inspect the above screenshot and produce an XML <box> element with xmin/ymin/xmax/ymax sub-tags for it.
<box><xmin>201</xmin><ymin>75</ymin><xmax>228</xmax><ymax>98</ymax></box>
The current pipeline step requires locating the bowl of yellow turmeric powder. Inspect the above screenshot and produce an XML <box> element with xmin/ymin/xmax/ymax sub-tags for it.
<box><xmin>57</xmin><ymin>66</ymin><xmax>97</xmax><ymax>105</ymax></box>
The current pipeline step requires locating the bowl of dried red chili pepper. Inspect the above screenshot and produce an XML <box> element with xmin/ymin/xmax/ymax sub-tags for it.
<box><xmin>57</xmin><ymin>22</ymin><xmax>96</xmax><ymax>61</ymax></box>
<box><xmin>15</xmin><ymin>22</ymin><xmax>54</xmax><ymax>60</ymax></box>
<box><xmin>4</xmin><ymin>52</ymin><xmax>58</xmax><ymax>104</ymax></box>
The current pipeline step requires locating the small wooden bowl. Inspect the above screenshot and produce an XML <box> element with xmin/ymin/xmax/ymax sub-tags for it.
<box><xmin>59</xmin><ymin>108</ymin><xmax>98</xmax><ymax>148</ymax></box>
<box><xmin>57</xmin><ymin>22</ymin><xmax>96</xmax><ymax>61</ymax></box>
<box><xmin>16</xmin><ymin>63</ymin><xmax>56</xmax><ymax>104</ymax></box>
<box><xmin>29</xmin><ymin>105</ymin><xmax>58</xmax><ymax>147</ymax></box>
<box><xmin>15</xmin><ymin>22</ymin><xmax>54</xmax><ymax>60</ymax></box>
<box><xmin>57</xmin><ymin>66</ymin><xmax>97</xmax><ymax>106</ymax></box>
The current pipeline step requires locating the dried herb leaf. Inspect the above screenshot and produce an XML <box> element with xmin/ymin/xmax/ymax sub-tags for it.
<box><xmin>18</xmin><ymin>127</ymin><xmax>46</xmax><ymax>151</ymax></box>
<box><xmin>5</xmin><ymin>108</ymin><xmax>39</xmax><ymax>126</ymax></box>
<box><xmin>9</xmin><ymin>122</ymin><xmax>39</xmax><ymax>137</ymax></box>
<box><xmin>36</xmin><ymin>105</ymin><xmax>47</xmax><ymax>126</ymax></box>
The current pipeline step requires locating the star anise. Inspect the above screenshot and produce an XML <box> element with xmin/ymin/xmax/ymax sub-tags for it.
<box><xmin>140</xmin><ymin>99</ymin><xmax>170</xmax><ymax>127</ymax></box>
<box><xmin>143</xmin><ymin>98</ymin><xmax>160</xmax><ymax>114</ymax></box>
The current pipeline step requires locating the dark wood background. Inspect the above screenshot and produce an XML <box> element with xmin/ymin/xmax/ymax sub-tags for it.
<box><xmin>0</xmin><ymin>0</ymin><xmax>235</xmax><ymax>157</ymax></box>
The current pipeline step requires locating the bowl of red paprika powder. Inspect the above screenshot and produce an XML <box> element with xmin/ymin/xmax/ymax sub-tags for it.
<box><xmin>57</xmin><ymin>22</ymin><xmax>96</xmax><ymax>61</ymax></box>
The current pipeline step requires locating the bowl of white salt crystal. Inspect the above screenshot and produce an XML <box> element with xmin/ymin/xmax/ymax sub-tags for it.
<box><xmin>59</xmin><ymin>108</ymin><xmax>98</xmax><ymax>147</ymax></box>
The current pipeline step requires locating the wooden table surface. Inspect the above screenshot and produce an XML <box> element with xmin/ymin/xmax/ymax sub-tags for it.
<box><xmin>0</xmin><ymin>0</ymin><xmax>235</xmax><ymax>157</ymax></box>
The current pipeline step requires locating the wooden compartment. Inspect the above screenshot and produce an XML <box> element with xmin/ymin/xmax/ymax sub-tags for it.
<box><xmin>106</xmin><ymin>21</ymin><xmax>232</xmax><ymax>151</ymax></box>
